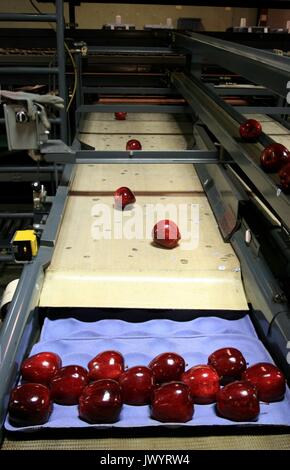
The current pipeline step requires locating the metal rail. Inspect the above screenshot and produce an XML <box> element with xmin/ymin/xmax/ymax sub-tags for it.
<box><xmin>43</xmin><ymin>149</ymin><xmax>218</xmax><ymax>165</ymax></box>
<box><xmin>0</xmin><ymin>13</ymin><xmax>57</xmax><ymax>22</ymax></box>
<box><xmin>0</xmin><ymin>118</ymin><xmax>60</xmax><ymax>125</ymax></box>
<box><xmin>55</xmin><ymin>0</ymin><xmax>67</xmax><ymax>143</ymax></box>
<box><xmin>82</xmin><ymin>87</ymin><xmax>177</xmax><ymax>95</ymax></box>
<box><xmin>77</xmin><ymin>104</ymin><xmax>190</xmax><ymax>114</ymax></box>
<box><xmin>0</xmin><ymin>67</ymin><xmax>58</xmax><ymax>74</ymax></box>
<box><xmin>0</xmin><ymin>213</ymin><xmax>34</xmax><ymax>218</ymax></box>
<box><xmin>174</xmin><ymin>32</ymin><xmax>290</xmax><ymax>98</ymax></box>
<box><xmin>0</xmin><ymin>166</ymin><xmax>63</xmax><ymax>173</ymax></box>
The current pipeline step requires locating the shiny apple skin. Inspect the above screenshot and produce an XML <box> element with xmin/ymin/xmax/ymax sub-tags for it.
<box><xmin>239</xmin><ymin>119</ymin><xmax>262</xmax><ymax>141</ymax></box>
<box><xmin>79</xmin><ymin>379</ymin><xmax>123</xmax><ymax>424</ymax></box>
<box><xmin>181</xmin><ymin>365</ymin><xmax>220</xmax><ymax>404</ymax></box>
<box><xmin>152</xmin><ymin>219</ymin><xmax>181</xmax><ymax>249</ymax></box>
<box><xmin>149</xmin><ymin>352</ymin><xmax>185</xmax><ymax>384</ymax></box>
<box><xmin>118</xmin><ymin>366</ymin><xmax>154</xmax><ymax>405</ymax></box>
<box><xmin>114</xmin><ymin>186</ymin><xmax>136</xmax><ymax>210</ymax></box>
<box><xmin>151</xmin><ymin>382</ymin><xmax>194</xmax><ymax>423</ymax></box>
<box><xmin>216</xmin><ymin>381</ymin><xmax>260</xmax><ymax>422</ymax></box>
<box><xmin>9</xmin><ymin>383</ymin><xmax>52</xmax><ymax>427</ymax></box>
<box><xmin>279</xmin><ymin>163</ymin><xmax>290</xmax><ymax>193</ymax></box>
<box><xmin>114</xmin><ymin>112</ymin><xmax>127</xmax><ymax>121</ymax></box>
<box><xmin>20</xmin><ymin>351</ymin><xmax>62</xmax><ymax>386</ymax></box>
<box><xmin>260</xmin><ymin>143</ymin><xmax>290</xmax><ymax>173</ymax></box>
<box><xmin>242</xmin><ymin>362</ymin><xmax>286</xmax><ymax>402</ymax></box>
<box><xmin>126</xmin><ymin>139</ymin><xmax>142</xmax><ymax>151</ymax></box>
<box><xmin>208</xmin><ymin>347</ymin><xmax>246</xmax><ymax>383</ymax></box>
<box><xmin>50</xmin><ymin>365</ymin><xmax>88</xmax><ymax>405</ymax></box>
<box><xmin>88</xmin><ymin>350</ymin><xmax>125</xmax><ymax>382</ymax></box>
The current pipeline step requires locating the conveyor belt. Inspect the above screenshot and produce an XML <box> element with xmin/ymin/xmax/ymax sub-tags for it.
<box><xmin>40</xmin><ymin>113</ymin><xmax>247</xmax><ymax>310</ymax></box>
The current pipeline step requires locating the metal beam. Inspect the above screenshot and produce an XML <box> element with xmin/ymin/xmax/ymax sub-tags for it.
<box><xmin>88</xmin><ymin>46</ymin><xmax>176</xmax><ymax>54</ymax></box>
<box><xmin>211</xmin><ymin>87</ymin><xmax>274</xmax><ymax>97</ymax></box>
<box><xmin>43</xmin><ymin>149</ymin><xmax>218</xmax><ymax>164</ymax></box>
<box><xmin>0</xmin><ymin>67</ymin><xmax>58</xmax><ymax>74</ymax></box>
<box><xmin>0</xmin><ymin>213</ymin><xmax>34</xmax><ymax>218</ymax></box>
<box><xmin>0</xmin><ymin>118</ymin><xmax>60</xmax><ymax>125</ymax></box>
<box><xmin>56</xmin><ymin>0</ymin><xmax>68</xmax><ymax>143</ymax></box>
<box><xmin>82</xmin><ymin>87</ymin><xmax>177</xmax><ymax>96</ymax></box>
<box><xmin>0</xmin><ymin>255</ymin><xmax>14</xmax><ymax>262</ymax></box>
<box><xmin>37</xmin><ymin>1</ymin><xmax>290</xmax><ymax>7</ymax></box>
<box><xmin>233</xmin><ymin>106</ymin><xmax>290</xmax><ymax>114</ymax></box>
<box><xmin>0</xmin><ymin>166</ymin><xmax>62</xmax><ymax>173</ymax></box>
<box><xmin>77</xmin><ymin>104</ymin><xmax>190</xmax><ymax>114</ymax></box>
<box><xmin>174</xmin><ymin>32</ymin><xmax>290</xmax><ymax>98</ymax></box>
<box><xmin>0</xmin><ymin>13</ymin><xmax>57</xmax><ymax>22</ymax></box>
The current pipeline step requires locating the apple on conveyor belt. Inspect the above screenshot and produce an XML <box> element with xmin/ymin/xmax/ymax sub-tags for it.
<box><xmin>239</xmin><ymin>119</ymin><xmax>262</xmax><ymax>141</ymax></box>
<box><xmin>126</xmin><ymin>139</ymin><xmax>142</xmax><ymax>151</ymax></box>
<box><xmin>152</xmin><ymin>220</ymin><xmax>181</xmax><ymax>249</ymax></box>
<box><xmin>114</xmin><ymin>187</ymin><xmax>136</xmax><ymax>210</ymax></box>
<box><xmin>114</xmin><ymin>112</ymin><xmax>127</xmax><ymax>120</ymax></box>
<box><xmin>260</xmin><ymin>143</ymin><xmax>290</xmax><ymax>172</ymax></box>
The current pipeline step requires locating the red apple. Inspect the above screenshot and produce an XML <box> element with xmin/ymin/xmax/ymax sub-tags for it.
<box><xmin>20</xmin><ymin>351</ymin><xmax>62</xmax><ymax>386</ymax></box>
<box><xmin>50</xmin><ymin>365</ymin><xmax>88</xmax><ymax>405</ymax></box>
<box><xmin>88</xmin><ymin>350</ymin><xmax>125</xmax><ymax>382</ymax></box>
<box><xmin>114</xmin><ymin>187</ymin><xmax>136</xmax><ymax>210</ymax></box>
<box><xmin>114</xmin><ymin>112</ymin><xmax>127</xmax><ymax>121</ymax></box>
<box><xmin>151</xmin><ymin>382</ymin><xmax>194</xmax><ymax>423</ymax></box>
<box><xmin>126</xmin><ymin>139</ymin><xmax>142</xmax><ymax>151</ymax></box>
<box><xmin>239</xmin><ymin>119</ymin><xmax>262</xmax><ymax>141</ymax></box>
<box><xmin>181</xmin><ymin>365</ymin><xmax>220</xmax><ymax>404</ymax></box>
<box><xmin>152</xmin><ymin>219</ymin><xmax>181</xmax><ymax>249</ymax></box>
<box><xmin>149</xmin><ymin>352</ymin><xmax>185</xmax><ymax>384</ymax></box>
<box><xmin>79</xmin><ymin>379</ymin><xmax>123</xmax><ymax>424</ymax></box>
<box><xmin>242</xmin><ymin>362</ymin><xmax>286</xmax><ymax>402</ymax></box>
<box><xmin>216</xmin><ymin>381</ymin><xmax>260</xmax><ymax>422</ymax></box>
<box><xmin>9</xmin><ymin>383</ymin><xmax>52</xmax><ymax>427</ymax></box>
<box><xmin>118</xmin><ymin>366</ymin><xmax>154</xmax><ymax>405</ymax></box>
<box><xmin>279</xmin><ymin>162</ymin><xmax>290</xmax><ymax>193</ymax></box>
<box><xmin>208</xmin><ymin>347</ymin><xmax>246</xmax><ymax>383</ymax></box>
<box><xmin>260</xmin><ymin>143</ymin><xmax>290</xmax><ymax>173</ymax></box>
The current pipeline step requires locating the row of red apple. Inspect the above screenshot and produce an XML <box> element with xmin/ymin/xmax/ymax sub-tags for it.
<box><xmin>116</xmin><ymin>112</ymin><xmax>290</xmax><ymax>194</ymax></box>
<box><xmin>8</xmin><ymin>348</ymin><xmax>286</xmax><ymax>426</ymax></box>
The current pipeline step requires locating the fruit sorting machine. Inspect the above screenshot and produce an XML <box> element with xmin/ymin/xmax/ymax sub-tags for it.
<box><xmin>1</xmin><ymin>30</ymin><xmax>290</xmax><ymax>449</ymax></box>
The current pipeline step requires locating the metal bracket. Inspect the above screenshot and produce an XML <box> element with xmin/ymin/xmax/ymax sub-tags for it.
<box><xmin>4</xmin><ymin>104</ymin><xmax>48</xmax><ymax>151</ymax></box>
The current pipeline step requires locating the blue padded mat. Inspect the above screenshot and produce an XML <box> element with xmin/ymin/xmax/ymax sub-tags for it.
<box><xmin>6</xmin><ymin>315</ymin><xmax>290</xmax><ymax>431</ymax></box>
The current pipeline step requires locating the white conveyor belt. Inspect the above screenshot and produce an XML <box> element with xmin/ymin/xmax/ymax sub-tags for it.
<box><xmin>40</xmin><ymin>113</ymin><xmax>248</xmax><ymax>310</ymax></box>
